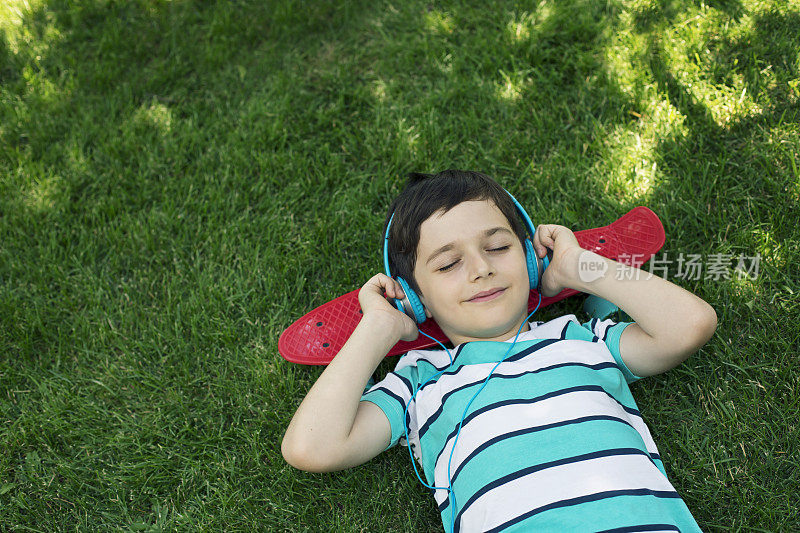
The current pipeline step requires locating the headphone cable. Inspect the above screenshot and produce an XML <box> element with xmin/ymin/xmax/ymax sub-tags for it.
<box><xmin>402</xmin><ymin>291</ymin><xmax>542</xmax><ymax>533</ymax></box>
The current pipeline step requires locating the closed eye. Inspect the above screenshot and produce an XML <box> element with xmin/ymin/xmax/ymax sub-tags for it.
<box><xmin>437</xmin><ymin>246</ymin><xmax>510</xmax><ymax>272</ymax></box>
<box><xmin>438</xmin><ymin>260</ymin><xmax>459</xmax><ymax>272</ymax></box>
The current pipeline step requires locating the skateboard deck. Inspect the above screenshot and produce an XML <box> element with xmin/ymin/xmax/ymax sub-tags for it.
<box><xmin>279</xmin><ymin>206</ymin><xmax>665</xmax><ymax>365</ymax></box>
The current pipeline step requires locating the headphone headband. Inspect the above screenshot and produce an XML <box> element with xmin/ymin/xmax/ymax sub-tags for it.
<box><xmin>503</xmin><ymin>189</ymin><xmax>537</xmax><ymax>241</ymax></box>
<box><xmin>383</xmin><ymin>189</ymin><xmax>535</xmax><ymax>276</ymax></box>
<box><xmin>383</xmin><ymin>213</ymin><xmax>397</xmax><ymax>278</ymax></box>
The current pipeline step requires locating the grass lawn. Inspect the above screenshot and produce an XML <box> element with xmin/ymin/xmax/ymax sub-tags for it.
<box><xmin>1</xmin><ymin>0</ymin><xmax>798</xmax><ymax>530</ymax></box>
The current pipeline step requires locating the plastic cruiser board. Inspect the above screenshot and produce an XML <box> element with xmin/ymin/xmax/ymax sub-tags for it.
<box><xmin>279</xmin><ymin>206</ymin><xmax>665</xmax><ymax>365</ymax></box>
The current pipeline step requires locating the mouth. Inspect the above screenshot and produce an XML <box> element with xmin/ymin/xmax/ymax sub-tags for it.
<box><xmin>466</xmin><ymin>288</ymin><xmax>506</xmax><ymax>303</ymax></box>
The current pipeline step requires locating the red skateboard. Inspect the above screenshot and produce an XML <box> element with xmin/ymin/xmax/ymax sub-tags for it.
<box><xmin>279</xmin><ymin>206</ymin><xmax>665</xmax><ymax>365</ymax></box>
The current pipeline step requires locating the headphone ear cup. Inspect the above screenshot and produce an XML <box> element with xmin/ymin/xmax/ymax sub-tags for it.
<box><xmin>524</xmin><ymin>239</ymin><xmax>538</xmax><ymax>290</ymax></box>
<box><xmin>396</xmin><ymin>277</ymin><xmax>427</xmax><ymax>324</ymax></box>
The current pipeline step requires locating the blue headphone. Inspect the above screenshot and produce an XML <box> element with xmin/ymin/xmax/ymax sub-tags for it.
<box><xmin>382</xmin><ymin>189</ymin><xmax>550</xmax><ymax>323</ymax></box>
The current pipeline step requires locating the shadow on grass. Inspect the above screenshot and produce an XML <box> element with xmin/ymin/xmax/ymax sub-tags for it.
<box><xmin>0</xmin><ymin>0</ymin><xmax>375</xmax><ymax>208</ymax></box>
<box><xmin>1</xmin><ymin>0</ymin><xmax>798</xmax><ymax>530</ymax></box>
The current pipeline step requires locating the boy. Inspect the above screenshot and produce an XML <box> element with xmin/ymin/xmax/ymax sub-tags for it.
<box><xmin>282</xmin><ymin>170</ymin><xmax>717</xmax><ymax>532</ymax></box>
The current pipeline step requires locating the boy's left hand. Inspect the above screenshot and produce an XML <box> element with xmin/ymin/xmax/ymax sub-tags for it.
<box><xmin>532</xmin><ymin>224</ymin><xmax>584</xmax><ymax>297</ymax></box>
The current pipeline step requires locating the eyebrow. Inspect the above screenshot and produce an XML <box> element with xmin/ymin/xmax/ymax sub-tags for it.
<box><xmin>424</xmin><ymin>227</ymin><xmax>514</xmax><ymax>266</ymax></box>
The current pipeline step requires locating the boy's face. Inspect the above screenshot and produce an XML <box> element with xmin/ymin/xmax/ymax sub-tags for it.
<box><xmin>413</xmin><ymin>200</ymin><xmax>531</xmax><ymax>346</ymax></box>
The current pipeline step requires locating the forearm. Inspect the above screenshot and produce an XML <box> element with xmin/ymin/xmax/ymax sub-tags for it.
<box><xmin>282</xmin><ymin>314</ymin><xmax>400</xmax><ymax>458</ymax></box>
<box><xmin>567</xmin><ymin>249</ymin><xmax>716</xmax><ymax>340</ymax></box>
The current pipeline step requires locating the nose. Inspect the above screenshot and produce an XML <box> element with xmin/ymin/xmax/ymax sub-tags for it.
<box><xmin>467</xmin><ymin>251</ymin><xmax>493</xmax><ymax>281</ymax></box>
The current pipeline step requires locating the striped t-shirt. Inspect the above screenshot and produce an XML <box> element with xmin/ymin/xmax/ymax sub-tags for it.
<box><xmin>360</xmin><ymin>314</ymin><xmax>702</xmax><ymax>532</ymax></box>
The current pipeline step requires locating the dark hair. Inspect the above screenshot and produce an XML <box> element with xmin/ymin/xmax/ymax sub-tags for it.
<box><xmin>384</xmin><ymin>169</ymin><xmax>528</xmax><ymax>293</ymax></box>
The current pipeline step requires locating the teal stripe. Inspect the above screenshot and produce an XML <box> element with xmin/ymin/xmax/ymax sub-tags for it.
<box><xmin>576</xmin><ymin>320</ymin><xmax>641</xmax><ymax>383</ymax></box>
<box><xmin>451</xmin><ymin>449</ymin><xmax>674</xmax><ymax>533</ymax></box>
<box><xmin>483</xmin><ymin>491</ymin><xmax>702</xmax><ymax>532</ymax></box>
<box><xmin>418</xmin><ymin>362</ymin><xmax>638</xmax><ymax>462</ymax></box>
<box><xmin>652</xmin><ymin>456</ymin><xmax>668</xmax><ymax>478</ymax></box>
<box><xmin>359</xmin><ymin>392</ymin><xmax>406</xmax><ymax>451</ymax></box>
<box><xmin>565</xmin><ymin>320</ymin><xmax>602</xmax><ymax>343</ymax></box>
<box><xmin>448</xmin><ymin>417</ymin><xmax>657</xmax><ymax>496</ymax></box>
<box><xmin>444</xmin><ymin>338</ymin><xmax>559</xmax><ymax>371</ymax></box>
<box><xmin>412</xmin><ymin>339</ymin><xmax>559</xmax><ymax>400</ymax></box>
<box><xmin>358</xmin><ymin>361</ymin><xmax>423</xmax><ymax>450</ymax></box>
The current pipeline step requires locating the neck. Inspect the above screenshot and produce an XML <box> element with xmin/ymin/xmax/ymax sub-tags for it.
<box><xmin>446</xmin><ymin>315</ymin><xmax>532</xmax><ymax>348</ymax></box>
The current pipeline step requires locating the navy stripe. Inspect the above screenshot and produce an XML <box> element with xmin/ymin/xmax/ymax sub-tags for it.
<box><xmin>596</xmin><ymin>525</ymin><xmax>680</xmax><ymax>533</ymax></box>
<box><xmin>365</xmin><ymin>371</ymin><xmax>413</xmax><ymax>406</ymax></box>
<box><xmin>437</xmin><ymin>496</ymin><xmax>450</xmax><ymax>513</ymax></box>
<box><xmin>600</xmin><ymin>321</ymin><xmax>615</xmax><ymax>343</ymax></box>
<box><xmin>416</xmin><ymin>338</ymin><xmax>562</xmax><ymax>398</ymax></box>
<box><xmin>597</xmin><ymin>319</ymin><xmax>612</xmax><ymax>342</ymax></box>
<box><xmin>390</xmin><ymin>372</ymin><xmax>415</xmax><ymax>432</ymax></box>
<box><xmin>454</xmin><ymin>447</ymin><xmax>667</xmax><ymax>530</ymax></box>
<box><xmin>454</xmin><ymin>343</ymin><xmax>468</xmax><ymax>359</ymax></box>
<box><xmin>420</xmin><ymin>339</ymin><xmax>564</xmax><ymax>404</ymax></box>
<box><xmin>364</xmin><ymin>386</ymin><xmax>406</xmax><ymax>414</ymax></box>
<box><xmin>454</xmin><ymin>447</ymin><xmax>652</xmax><ymax>516</ymax></box>
<box><xmin>478</xmin><ymin>490</ymin><xmax>682</xmax><ymax>533</ymax></box>
<box><xmin>448</xmin><ymin>415</ymin><xmax>640</xmax><ymax>488</ymax></box>
<box><xmin>390</xmin><ymin>371</ymin><xmax>414</xmax><ymax>397</ymax></box>
<box><xmin>587</xmin><ymin>319</ymin><xmax>601</xmax><ymax>342</ymax></box>
<box><xmin>418</xmin><ymin>360</ymin><xmax>621</xmax><ymax>439</ymax></box>
<box><xmin>568</xmin><ymin>319</ymin><xmax>600</xmax><ymax>343</ymax></box>
<box><xmin>396</xmin><ymin>348</ymin><xmax>461</xmax><ymax>377</ymax></box>
<box><xmin>430</xmin><ymin>384</ymin><xmax>642</xmax><ymax>467</ymax></box>
<box><xmin>413</xmin><ymin>354</ymin><xmax>455</xmax><ymax>373</ymax></box>
<box><xmin>436</xmin><ymin>414</ymin><xmax>639</xmax><ymax>514</ymax></box>
<box><xmin>413</xmin><ymin>319</ymin><xmax>611</xmax><ymax>402</ymax></box>
<box><xmin>501</xmin><ymin>338</ymin><xmax>561</xmax><ymax>362</ymax></box>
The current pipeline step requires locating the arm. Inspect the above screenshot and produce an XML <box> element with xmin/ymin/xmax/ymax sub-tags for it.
<box><xmin>533</xmin><ymin>225</ymin><xmax>717</xmax><ymax>378</ymax></box>
<box><xmin>281</xmin><ymin>274</ymin><xmax>418</xmax><ymax>472</ymax></box>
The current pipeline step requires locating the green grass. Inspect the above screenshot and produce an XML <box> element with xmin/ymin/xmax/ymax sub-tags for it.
<box><xmin>1</xmin><ymin>0</ymin><xmax>798</xmax><ymax>530</ymax></box>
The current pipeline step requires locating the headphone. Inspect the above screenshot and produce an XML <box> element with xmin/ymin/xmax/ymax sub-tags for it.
<box><xmin>383</xmin><ymin>189</ymin><xmax>550</xmax><ymax>322</ymax></box>
<box><xmin>382</xmin><ymin>189</ymin><xmax>551</xmax><ymax>532</ymax></box>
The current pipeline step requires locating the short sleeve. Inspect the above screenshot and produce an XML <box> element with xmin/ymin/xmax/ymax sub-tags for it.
<box><xmin>360</xmin><ymin>365</ymin><xmax>418</xmax><ymax>451</ymax></box>
<box><xmin>581</xmin><ymin>317</ymin><xmax>642</xmax><ymax>384</ymax></box>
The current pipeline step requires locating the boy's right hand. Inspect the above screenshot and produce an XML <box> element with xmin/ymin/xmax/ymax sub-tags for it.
<box><xmin>358</xmin><ymin>273</ymin><xmax>420</xmax><ymax>343</ymax></box>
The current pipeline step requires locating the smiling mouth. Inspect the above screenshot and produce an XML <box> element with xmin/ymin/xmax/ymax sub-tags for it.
<box><xmin>466</xmin><ymin>288</ymin><xmax>506</xmax><ymax>303</ymax></box>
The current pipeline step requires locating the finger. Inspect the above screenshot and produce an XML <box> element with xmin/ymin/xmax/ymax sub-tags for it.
<box><xmin>366</xmin><ymin>273</ymin><xmax>393</xmax><ymax>297</ymax></box>
<box><xmin>394</xmin><ymin>280</ymin><xmax>406</xmax><ymax>299</ymax></box>
<box><xmin>389</xmin><ymin>282</ymin><xmax>402</xmax><ymax>300</ymax></box>
<box><xmin>378</xmin><ymin>273</ymin><xmax>396</xmax><ymax>295</ymax></box>
<box><xmin>382</xmin><ymin>276</ymin><xmax>405</xmax><ymax>301</ymax></box>
<box><xmin>534</xmin><ymin>225</ymin><xmax>554</xmax><ymax>255</ymax></box>
<box><xmin>383</xmin><ymin>277</ymin><xmax>397</xmax><ymax>300</ymax></box>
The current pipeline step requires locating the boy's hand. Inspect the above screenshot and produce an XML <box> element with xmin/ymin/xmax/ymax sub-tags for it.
<box><xmin>358</xmin><ymin>273</ymin><xmax>419</xmax><ymax>342</ymax></box>
<box><xmin>531</xmin><ymin>224</ymin><xmax>584</xmax><ymax>298</ymax></box>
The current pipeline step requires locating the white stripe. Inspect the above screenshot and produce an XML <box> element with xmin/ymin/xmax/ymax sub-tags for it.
<box><xmin>414</xmin><ymin>340</ymin><xmax>624</xmax><ymax>437</ymax></box>
<box><xmin>395</xmin><ymin>314</ymin><xmax>596</xmax><ymax>426</ymax></box>
<box><xmin>394</xmin><ymin>315</ymin><xmax>576</xmax><ymax>375</ymax></box>
<box><xmin>379</xmin><ymin>371</ymin><xmax>413</xmax><ymax>403</ymax></box>
<box><xmin>460</xmin><ymin>453</ymin><xmax>676</xmax><ymax>532</ymax></box>
<box><xmin>591</xmin><ymin>317</ymin><xmax>620</xmax><ymax>340</ymax></box>
<box><xmin>390</xmin><ymin>314</ymin><xmax>632</xmax><ymax>477</ymax></box>
<box><xmin>395</xmin><ymin>347</ymin><xmax>453</xmax><ymax>372</ymax></box>
<box><xmin>431</xmin><ymin>388</ymin><xmax>659</xmax><ymax>506</ymax></box>
<box><xmin>376</xmin><ymin>372</ymin><xmax>423</xmax><ymax>457</ymax></box>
